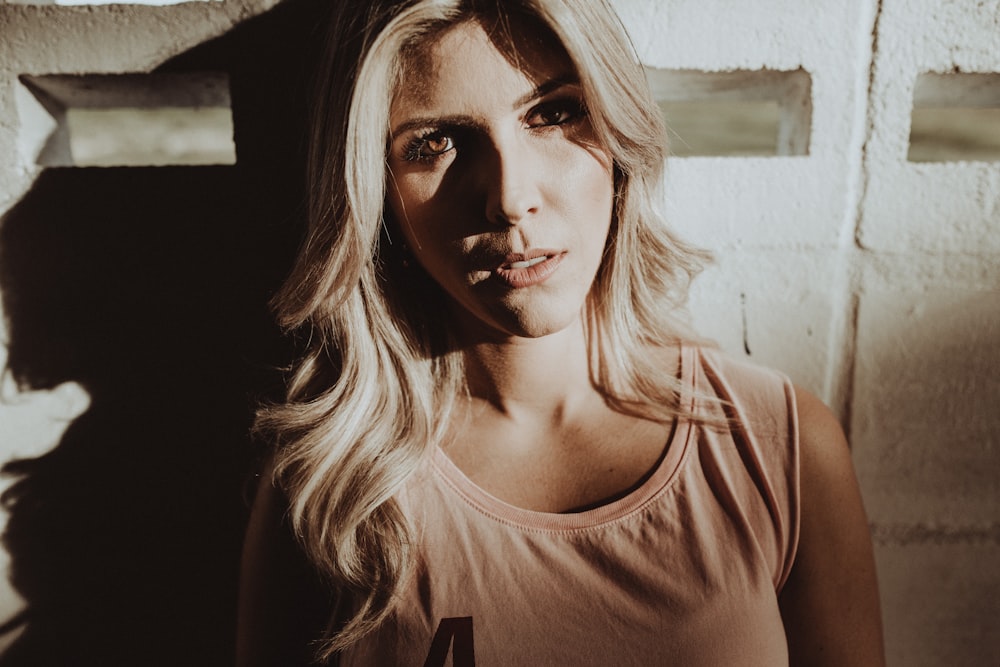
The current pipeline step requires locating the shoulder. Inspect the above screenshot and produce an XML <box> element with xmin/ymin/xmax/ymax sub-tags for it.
<box><xmin>790</xmin><ymin>386</ymin><xmax>869</xmax><ymax>536</ymax></box>
<box><xmin>690</xmin><ymin>346</ymin><xmax>796</xmax><ymax>440</ymax></box>
<box><xmin>690</xmin><ymin>349</ymin><xmax>839</xmax><ymax>450</ymax></box>
<box><xmin>779</xmin><ymin>385</ymin><xmax>886</xmax><ymax>665</ymax></box>
<box><xmin>792</xmin><ymin>386</ymin><xmax>849</xmax><ymax>468</ymax></box>
<box><xmin>237</xmin><ymin>459</ymin><xmax>334</xmax><ymax>666</ymax></box>
<box><xmin>694</xmin><ymin>346</ymin><xmax>792</xmax><ymax>401</ymax></box>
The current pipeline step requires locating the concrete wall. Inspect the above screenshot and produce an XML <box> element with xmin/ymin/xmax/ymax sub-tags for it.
<box><xmin>0</xmin><ymin>0</ymin><xmax>997</xmax><ymax>664</ymax></box>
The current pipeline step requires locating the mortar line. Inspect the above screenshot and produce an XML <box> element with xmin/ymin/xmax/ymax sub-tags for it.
<box><xmin>826</xmin><ymin>0</ymin><xmax>885</xmax><ymax>442</ymax></box>
<box><xmin>872</xmin><ymin>521</ymin><xmax>1000</xmax><ymax>547</ymax></box>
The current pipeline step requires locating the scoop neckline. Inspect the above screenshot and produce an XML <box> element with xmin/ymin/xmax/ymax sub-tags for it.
<box><xmin>430</xmin><ymin>344</ymin><xmax>696</xmax><ymax>532</ymax></box>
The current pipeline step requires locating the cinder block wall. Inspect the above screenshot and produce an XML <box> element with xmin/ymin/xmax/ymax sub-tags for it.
<box><xmin>0</xmin><ymin>0</ymin><xmax>997</xmax><ymax>664</ymax></box>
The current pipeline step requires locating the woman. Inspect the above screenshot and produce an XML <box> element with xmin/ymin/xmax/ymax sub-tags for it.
<box><xmin>237</xmin><ymin>0</ymin><xmax>885</xmax><ymax>664</ymax></box>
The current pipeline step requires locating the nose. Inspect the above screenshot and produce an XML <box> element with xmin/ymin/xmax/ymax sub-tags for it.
<box><xmin>483</xmin><ymin>133</ymin><xmax>542</xmax><ymax>226</ymax></box>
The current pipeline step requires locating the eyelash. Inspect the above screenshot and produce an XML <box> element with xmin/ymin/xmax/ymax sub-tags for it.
<box><xmin>402</xmin><ymin>131</ymin><xmax>455</xmax><ymax>163</ymax></box>
<box><xmin>399</xmin><ymin>96</ymin><xmax>588</xmax><ymax>163</ymax></box>
<box><xmin>526</xmin><ymin>97</ymin><xmax>588</xmax><ymax>128</ymax></box>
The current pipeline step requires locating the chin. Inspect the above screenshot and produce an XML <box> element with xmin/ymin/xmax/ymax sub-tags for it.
<box><xmin>486</xmin><ymin>308</ymin><xmax>584</xmax><ymax>340</ymax></box>
<box><xmin>447</xmin><ymin>290</ymin><xmax>588</xmax><ymax>343</ymax></box>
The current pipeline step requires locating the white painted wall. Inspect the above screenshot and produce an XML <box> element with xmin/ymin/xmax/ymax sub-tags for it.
<box><xmin>0</xmin><ymin>0</ymin><xmax>997</xmax><ymax>664</ymax></box>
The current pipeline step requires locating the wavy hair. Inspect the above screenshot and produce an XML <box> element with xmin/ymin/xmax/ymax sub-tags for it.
<box><xmin>254</xmin><ymin>0</ymin><xmax>710</xmax><ymax>659</ymax></box>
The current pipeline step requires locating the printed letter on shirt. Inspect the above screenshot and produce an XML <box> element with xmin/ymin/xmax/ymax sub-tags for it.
<box><xmin>423</xmin><ymin>617</ymin><xmax>475</xmax><ymax>667</ymax></box>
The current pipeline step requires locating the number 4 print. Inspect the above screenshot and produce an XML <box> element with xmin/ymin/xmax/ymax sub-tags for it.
<box><xmin>422</xmin><ymin>616</ymin><xmax>475</xmax><ymax>667</ymax></box>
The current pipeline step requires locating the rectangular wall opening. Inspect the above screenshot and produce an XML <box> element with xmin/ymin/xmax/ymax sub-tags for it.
<box><xmin>17</xmin><ymin>72</ymin><xmax>235</xmax><ymax>168</ymax></box>
<box><xmin>908</xmin><ymin>72</ymin><xmax>1000</xmax><ymax>163</ymax></box>
<box><xmin>4</xmin><ymin>0</ymin><xmax>220</xmax><ymax>6</ymax></box>
<box><xmin>645</xmin><ymin>68</ymin><xmax>812</xmax><ymax>158</ymax></box>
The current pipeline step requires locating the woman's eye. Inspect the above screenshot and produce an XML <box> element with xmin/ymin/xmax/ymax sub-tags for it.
<box><xmin>403</xmin><ymin>132</ymin><xmax>455</xmax><ymax>161</ymax></box>
<box><xmin>526</xmin><ymin>99</ymin><xmax>586</xmax><ymax>128</ymax></box>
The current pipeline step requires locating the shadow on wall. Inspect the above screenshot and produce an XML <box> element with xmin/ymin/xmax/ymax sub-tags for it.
<box><xmin>0</xmin><ymin>1</ymin><xmax>328</xmax><ymax>663</ymax></box>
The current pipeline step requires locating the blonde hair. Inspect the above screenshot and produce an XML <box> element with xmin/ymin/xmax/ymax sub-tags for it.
<box><xmin>255</xmin><ymin>0</ymin><xmax>710</xmax><ymax>659</ymax></box>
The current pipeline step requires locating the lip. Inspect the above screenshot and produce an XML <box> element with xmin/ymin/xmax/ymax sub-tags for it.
<box><xmin>493</xmin><ymin>250</ymin><xmax>565</xmax><ymax>288</ymax></box>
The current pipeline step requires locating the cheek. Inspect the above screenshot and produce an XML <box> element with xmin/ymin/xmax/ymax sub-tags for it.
<box><xmin>587</xmin><ymin>153</ymin><xmax>615</xmax><ymax>203</ymax></box>
<box><xmin>561</xmin><ymin>139</ymin><xmax>613</xmax><ymax>193</ymax></box>
<box><xmin>387</xmin><ymin>176</ymin><xmax>430</xmax><ymax>247</ymax></box>
<box><xmin>387</xmin><ymin>185</ymin><xmax>465</xmax><ymax>280</ymax></box>
<box><xmin>387</xmin><ymin>171</ymin><xmax>458</xmax><ymax>245</ymax></box>
<box><xmin>566</xmin><ymin>151</ymin><xmax>614</xmax><ymax>230</ymax></box>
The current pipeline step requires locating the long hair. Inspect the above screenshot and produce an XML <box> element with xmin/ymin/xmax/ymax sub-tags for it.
<box><xmin>254</xmin><ymin>0</ymin><xmax>710</xmax><ymax>659</ymax></box>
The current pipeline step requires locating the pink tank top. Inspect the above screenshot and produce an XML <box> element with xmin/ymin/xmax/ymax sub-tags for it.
<box><xmin>341</xmin><ymin>346</ymin><xmax>800</xmax><ymax>666</ymax></box>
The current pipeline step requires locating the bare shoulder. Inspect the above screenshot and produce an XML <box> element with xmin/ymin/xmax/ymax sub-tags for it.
<box><xmin>779</xmin><ymin>385</ymin><xmax>886</xmax><ymax>666</ymax></box>
<box><xmin>236</xmin><ymin>459</ymin><xmax>333</xmax><ymax>666</ymax></box>
<box><xmin>795</xmin><ymin>386</ymin><xmax>847</xmax><ymax>446</ymax></box>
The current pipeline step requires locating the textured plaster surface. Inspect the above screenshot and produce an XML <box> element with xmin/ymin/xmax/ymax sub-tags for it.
<box><xmin>854</xmin><ymin>288</ymin><xmax>1000</xmax><ymax>526</ymax></box>
<box><xmin>876</xmin><ymin>542</ymin><xmax>1000</xmax><ymax>667</ymax></box>
<box><xmin>861</xmin><ymin>0</ymin><xmax>1000</xmax><ymax>254</ymax></box>
<box><xmin>0</xmin><ymin>0</ymin><xmax>998</xmax><ymax>663</ymax></box>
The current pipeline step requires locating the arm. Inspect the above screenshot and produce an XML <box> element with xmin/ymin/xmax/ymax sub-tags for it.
<box><xmin>778</xmin><ymin>387</ymin><xmax>885</xmax><ymax>666</ymax></box>
<box><xmin>236</xmin><ymin>461</ymin><xmax>333</xmax><ymax>667</ymax></box>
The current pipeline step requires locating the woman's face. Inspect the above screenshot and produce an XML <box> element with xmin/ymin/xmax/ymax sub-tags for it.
<box><xmin>385</xmin><ymin>18</ymin><xmax>614</xmax><ymax>342</ymax></box>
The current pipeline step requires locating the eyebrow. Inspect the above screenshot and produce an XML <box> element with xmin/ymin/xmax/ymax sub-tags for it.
<box><xmin>512</xmin><ymin>75</ymin><xmax>579</xmax><ymax>109</ymax></box>
<box><xmin>388</xmin><ymin>74</ymin><xmax>580</xmax><ymax>141</ymax></box>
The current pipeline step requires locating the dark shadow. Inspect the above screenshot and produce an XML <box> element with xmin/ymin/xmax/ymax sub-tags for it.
<box><xmin>0</xmin><ymin>1</ymin><xmax>329</xmax><ymax>664</ymax></box>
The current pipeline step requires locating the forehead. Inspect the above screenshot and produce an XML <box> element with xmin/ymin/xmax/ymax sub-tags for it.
<box><xmin>392</xmin><ymin>17</ymin><xmax>574</xmax><ymax>115</ymax></box>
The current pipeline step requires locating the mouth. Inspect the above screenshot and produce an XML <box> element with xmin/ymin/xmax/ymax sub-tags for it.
<box><xmin>493</xmin><ymin>250</ymin><xmax>564</xmax><ymax>288</ymax></box>
<box><xmin>502</xmin><ymin>255</ymin><xmax>549</xmax><ymax>270</ymax></box>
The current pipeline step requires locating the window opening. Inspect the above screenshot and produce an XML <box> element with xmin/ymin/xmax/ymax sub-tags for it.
<box><xmin>908</xmin><ymin>72</ymin><xmax>1000</xmax><ymax>163</ymax></box>
<box><xmin>4</xmin><ymin>0</ymin><xmax>221</xmax><ymax>6</ymax></box>
<box><xmin>645</xmin><ymin>68</ymin><xmax>812</xmax><ymax>157</ymax></box>
<box><xmin>17</xmin><ymin>72</ymin><xmax>235</xmax><ymax>167</ymax></box>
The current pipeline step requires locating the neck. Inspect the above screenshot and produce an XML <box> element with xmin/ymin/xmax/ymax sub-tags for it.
<box><xmin>459</xmin><ymin>318</ymin><xmax>596</xmax><ymax>423</ymax></box>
